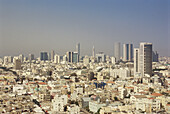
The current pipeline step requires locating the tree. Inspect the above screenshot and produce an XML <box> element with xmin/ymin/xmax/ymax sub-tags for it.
<box><xmin>70</xmin><ymin>73</ymin><xmax>77</xmax><ymax>76</ymax></box>
<box><xmin>114</xmin><ymin>97</ymin><xmax>119</xmax><ymax>101</ymax></box>
<box><xmin>75</xmin><ymin>101</ymin><xmax>79</xmax><ymax>106</ymax></box>
<box><xmin>149</xmin><ymin>88</ymin><xmax>154</xmax><ymax>93</ymax></box>
<box><xmin>64</xmin><ymin>106</ymin><xmax>67</xmax><ymax>111</ymax></box>
<box><xmin>95</xmin><ymin>108</ymin><xmax>101</xmax><ymax>114</ymax></box>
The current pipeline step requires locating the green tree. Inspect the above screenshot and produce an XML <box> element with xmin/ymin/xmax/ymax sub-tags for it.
<box><xmin>95</xmin><ymin>108</ymin><xmax>101</xmax><ymax>114</ymax></box>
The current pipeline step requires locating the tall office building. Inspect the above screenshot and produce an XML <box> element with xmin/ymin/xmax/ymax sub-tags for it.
<box><xmin>66</xmin><ymin>51</ymin><xmax>79</xmax><ymax>63</ymax></box>
<box><xmin>51</xmin><ymin>50</ymin><xmax>55</xmax><ymax>62</ymax></box>
<box><xmin>134</xmin><ymin>43</ymin><xmax>152</xmax><ymax>77</ymax></box>
<box><xmin>111</xmin><ymin>57</ymin><xmax>116</xmax><ymax>64</ymax></box>
<box><xmin>40</xmin><ymin>52</ymin><xmax>48</xmax><ymax>61</ymax></box>
<box><xmin>54</xmin><ymin>54</ymin><xmax>61</xmax><ymax>63</ymax></box>
<box><xmin>76</xmin><ymin>43</ymin><xmax>80</xmax><ymax>56</ymax></box>
<box><xmin>72</xmin><ymin>52</ymin><xmax>79</xmax><ymax>63</ymax></box>
<box><xmin>76</xmin><ymin>43</ymin><xmax>80</xmax><ymax>61</ymax></box>
<box><xmin>48</xmin><ymin>53</ymin><xmax>51</xmax><ymax>61</ymax></box>
<box><xmin>139</xmin><ymin>42</ymin><xmax>152</xmax><ymax>77</ymax></box>
<box><xmin>3</xmin><ymin>56</ymin><xmax>13</xmax><ymax>64</ymax></box>
<box><xmin>123</xmin><ymin>44</ymin><xmax>133</xmax><ymax>62</ymax></box>
<box><xmin>134</xmin><ymin>48</ymin><xmax>139</xmax><ymax>76</ymax></box>
<box><xmin>29</xmin><ymin>54</ymin><xmax>34</xmax><ymax>61</ymax></box>
<box><xmin>66</xmin><ymin>52</ymin><xmax>73</xmax><ymax>63</ymax></box>
<box><xmin>14</xmin><ymin>59</ymin><xmax>21</xmax><ymax>70</ymax></box>
<box><xmin>96</xmin><ymin>52</ymin><xmax>106</xmax><ymax>63</ymax></box>
<box><xmin>19</xmin><ymin>54</ymin><xmax>24</xmax><ymax>63</ymax></box>
<box><xmin>152</xmin><ymin>51</ymin><xmax>159</xmax><ymax>62</ymax></box>
<box><xmin>114</xmin><ymin>42</ymin><xmax>121</xmax><ymax>62</ymax></box>
<box><xmin>92</xmin><ymin>46</ymin><xmax>95</xmax><ymax>57</ymax></box>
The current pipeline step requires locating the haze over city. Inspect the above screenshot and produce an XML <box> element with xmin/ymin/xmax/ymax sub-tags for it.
<box><xmin>0</xmin><ymin>0</ymin><xmax>169</xmax><ymax>57</ymax></box>
<box><xmin>0</xmin><ymin>1</ymin><xmax>170</xmax><ymax>114</ymax></box>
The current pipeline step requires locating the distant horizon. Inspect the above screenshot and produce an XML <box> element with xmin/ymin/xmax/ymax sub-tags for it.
<box><xmin>0</xmin><ymin>0</ymin><xmax>169</xmax><ymax>57</ymax></box>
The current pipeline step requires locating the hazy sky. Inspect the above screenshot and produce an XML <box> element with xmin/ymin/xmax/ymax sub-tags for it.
<box><xmin>0</xmin><ymin>0</ymin><xmax>169</xmax><ymax>57</ymax></box>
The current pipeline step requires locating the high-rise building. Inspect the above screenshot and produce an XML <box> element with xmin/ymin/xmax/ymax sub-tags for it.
<box><xmin>3</xmin><ymin>56</ymin><xmax>13</xmax><ymax>64</ymax></box>
<box><xmin>13</xmin><ymin>56</ymin><xmax>19</xmax><ymax>64</ymax></box>
<box><xmin>92</xmin><ymin>46</ymin><xmax>95</xmax><ymax>57</ymax></box>
<box><xmin>111</xmin><ymin>57</ymin><xmax>116</xmax><ymax>64</ymax></box>
<box><xmin>139</xmin><ymin>42</ymin><xmax>152</xmax><ymax>77</ymax></box>
<box><xmin>54</xmin><ymin>54</ymin><xmax>61</xmax><ymax>63</ymax></box>
<box><xmin>134</xmin><ymin>43</ymin><xmax>152</xmax><ymax>77</ymax></box>
<box><xmin>48</xmin><ymin>52</ymin><xmax>51</xmax><ymax>61</ymax></box>
<box><xmin>29</xmin><ymin>54</ymin><xmax>34</xmax><ymax>61</ymax></box>
<box><xmin>66</xmin><ymin>51</ymin><xmax>79</xmax><ymax>63</ymax></box>
<box><xmin>40</xmin><ymin>52</ymin><xmax>48</xmax><ymax>61</ymax></box>
<box><xmin>76</xmin><ymin>43</ymin><xmax>80</xmax><ymax>56</ymax></box>
<box><xmin>19</xmin><ymin>54</ymin><xmax>24</xmax><ymax>63</ymax></box>
<box><xmin>72</xmin><ymin>52</ymin><xmax>79</xmax><ymax>63</ymax></box>
<box><xmin>14</xmin><ymin>59</ymin><xmax>21</xmax><ymax>70</ymax></box>
<box><xmin>66</xmin><ymin>52</ymin><xmax>73</xmax><ymax>63</ymax></box>
<box><xmin>76</xmin><ymin>43</ymin><xmax>80</xmax><ymax>62</ymax></box>
<box><xmin>96</xmin><ymin>52</ymin><xmax>106</xmax><ymax>63</ymax></box>
<box><xmin>152</xmin><ymin>51</ymin><xmax>159</xmax><ymax>62</ymax></box>
<box><xmin>123</xmin><ymin>44</ymin><xmax>133</xmax><ymax>62</ymax></box>
<box><xmin>51</xmin><ymin>50</ymin><xmax>55</xmax><ymax>62</ymax></box>
<box><xmin>114</xmin><ymin>42</ymin><xmax>121</xmax><ymax>62</ymax></box>
<box><xmin>134</xmin><ymin>43</ymin><xmax>153</xmax><ymax>77</ymax></box>
<box><xmin>134</xmin><ymin>48</ymin><xmax>139</xmax><ymax>76</ymax></box>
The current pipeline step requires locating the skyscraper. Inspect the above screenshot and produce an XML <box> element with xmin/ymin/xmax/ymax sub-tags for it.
<box><xmin>72</xmin><ymin>52</ymin><xmax>79</xmax><ymax>63</ymax></box>
<box><xmin>139</xmin><ymin>42</ymin><xmax>152</xmax><ymax>77</ymax></box>
<box><xmin>114</xmin><ymin>42</ymin><xmax>121</xmax><ymax>62</ymax></box>
<box><xmin>66</xmin><ymin>51</ymin><xmax>73</xmax><ymax>63</ymax></box>
<box><xmin>14</xmin><ymin>59</ymin><xmax>21</xmax><ymax>70</ymax></box>
<box><xmin>51</xmin><ymin>50</ymin><xmax>55</xmax><ymax>62</ymax></box>
<box><xmin>19</xmin><ymin>54</ymin><xmax>24</xmax><ymax>63</ymax></box>
<box><xmin>29</xmin><ymin>54</ymin><xmax>34</xmax><ymax>61</ymax></box>
<box><xmin>152</xmin><ymin>51</ymin><xmax>159</xmax><ymax>62</ymax></box>
<box><xmin>54</xmin><ymin>54</ymin><xmax>61</xmax><ymax>63</ymax></box>
<box><xmin>134</xmin><ymin>43</ymin><xmax>152</xmax><ymax>77</ymax></box>
<box><xmin>123</xmin><ymin>44</ymin><xmax>133</xmax><ymax>62</ymax></box>
<box><xmin>134</xmin><ymin>48</ymin><xmax>139</xmax><ymax>76</ymax></box>
<box><xmin>96</xmin><ymin>52</ymin><xmax>106</xmax><ymax>63</ymax></box>
<box><xmin>76</xmin><ymin>43</ymin><xmax>80</xmax><ymax>59</ymax></box>
<box><xmin>40</xmin><ymin>52</ymin><xmax>48</xmax><ymax>61</ymax></box>
<box><xmin>92</xmin><ymin>46</ymin><xmax>95</xmax><ymax>57</ymax></box>
<box><xmin>66</xmin><ymin>51</ymin><xmax>79</xmax><ymax>63</ymax></box>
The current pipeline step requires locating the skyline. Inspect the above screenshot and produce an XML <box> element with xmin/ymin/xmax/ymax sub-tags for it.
<box><xmin>0</xmin><ymin>42</ymin><xmax>158</xmax><ymax>59</ymax></box>
<box><xmin>0</xmin><ymin>0</ymin><xmax>169</xmax><ymax>57</ymax></box>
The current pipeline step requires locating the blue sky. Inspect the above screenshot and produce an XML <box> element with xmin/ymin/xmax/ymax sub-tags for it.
<box><xmin>0</xmin><ymin>0</ymin><xmax>169</xmax><ymax>57</ymax></box>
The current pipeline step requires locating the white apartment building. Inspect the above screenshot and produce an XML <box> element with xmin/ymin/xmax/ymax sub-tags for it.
<box><xmin>110</xmin><ymin>68</ymin><xmax>131</xmax><ymax>79</ymax></box>
<box><xmin>89</xmin><ymin>100</ymin><xmax>106</xmax><ymax>113</ymax></box>
<box><xmin>52</xmin><ymin>94</ymin><xmax>68</xmax><ymax>112</ymax></box>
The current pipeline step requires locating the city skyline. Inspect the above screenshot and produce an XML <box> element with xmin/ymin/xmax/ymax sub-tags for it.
<box><xmin>0</xmin><ymin>41</ymin><xmax>164</xmax><ymax>58</ymax></box>
<box><xmin>0</xmin><ymin>42</ymin><xmax>157</xmax><ymax>58</ymax></box>
<box><xmin>0</xmin><ymin>0</ymin><xmax>169</xmax><ymax>57</ymax></box>
<box><xmin>0</xmin><ymin>1</ymin><xmax>170</xmax><ymax>113</ymax></box>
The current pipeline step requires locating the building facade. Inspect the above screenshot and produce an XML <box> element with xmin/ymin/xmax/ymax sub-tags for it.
<box><xmin>134</xmin><ymin>43</ymin><xmax>152</xmax><ymax>77</ymax></box>
<box><xmin>123</xmin><ymin>44</ymin><xmax>133</xmax><ymax>62</ymax></box>
<box><xmin>96</xmin><ymin>52</ymin><xmax>106</xmax><ymax>63</ymax></box>
<box><xmin>134</xmin><ymin>48</ymin><xmax>140</xmax><ymax>76</ymax></box>
<box><xmin>66</xmin><ymin>51</ymin><xmax>79</xmax><ymax>63</ymax></box>
<box><xmin>114</xmin><ymin>42</ymin><xmax>121</xmax><ymax>62</ymax></box>
<box><xmin>40</xmin><ymin>52</ymin><xmax>48</xmax><ymax>61</ymax></box>
<box><xmin>139</xmin><ymin>42</ymin><xmax>152</xmax><ymax>77</ymax></box>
